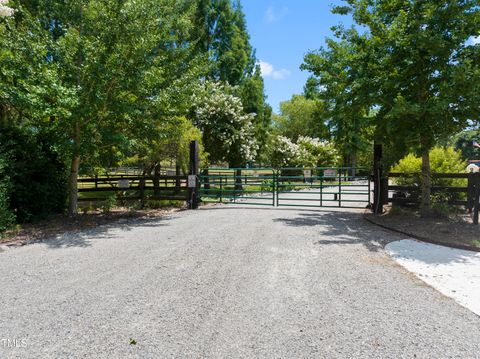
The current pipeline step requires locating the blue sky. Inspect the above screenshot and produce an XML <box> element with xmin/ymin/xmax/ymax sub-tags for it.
<box><xmin>241</xmin><ymin>1</ymin><xmax>354</xmax><ymax>113</ymax></box>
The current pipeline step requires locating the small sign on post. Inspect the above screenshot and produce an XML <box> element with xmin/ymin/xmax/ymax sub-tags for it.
<box><xmin>117</xmin><ymin>179</ymin><xmax>130</xmax><ymax>189</ymax></box>
<box><xmin>324</xmin><ymin>169</ymin><xmax>337</xmax><ymax>178</ymax></box>
<box><xmin>188</xmin><ymin>175</ymin><xmax>197</xmax><ymax>188</ymax></box>
<box><xmin>303</xmin><ymin>170</ymin><xmax>312</xmax><ymax>178</ymax></box>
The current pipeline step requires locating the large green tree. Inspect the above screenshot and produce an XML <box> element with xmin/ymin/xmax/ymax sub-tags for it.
<box><xmin>273</xmin><ymin>94</ymin><xmax>329</xmax><ymax>142</ymax></box>
<box><xmin>193</xmin><ymin>0</ymin><xmax>271</xmax><ymax>162</ymax></box>
<box><xmin>193</xmin><ymin>0</ymin><xmax>253</xmax><ymax>85</ymax></box>
<box><xmin>304</xmin><ymin>0</ymin><xmax>480</xmax><ymax>214</ymax></box>
<box><xmin>1</xmin><ymin>0</ymin><xmax>203</xmax><ymax>216</ymax></box>
<box><xmin>192</xmin><ymin>81</ymin><xmax>258</xmax><ymax>167</ymax></box>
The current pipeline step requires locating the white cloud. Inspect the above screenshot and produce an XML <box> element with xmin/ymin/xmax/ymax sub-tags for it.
<box><xmin>264</xmin><ymin>5</ymin><xmax>288</xmax><ymax>23</ymax></box>
<box><xmin>258</xmin><ymin>60</ymin><xmax>291</xmax><ymax>80</ymax></box>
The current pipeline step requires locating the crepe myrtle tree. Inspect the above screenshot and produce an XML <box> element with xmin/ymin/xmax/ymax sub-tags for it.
<box><xmin>266</xmin><ymin>135</ymin><xmax>341</xmax><ymax>169</ymax></box>
<box><xmin>0</xmin><ymin>0</ymin><xmax>14</xmax><ymax>18</ymax></box>
<box><xmin>266</xmin><ymin>136</ymin><xmax>302</xmax><ymax>168</ymax></box>
<box><xmin>192</xmin><ymin>81</ymin><xmax>258</xmax><ymax>168</ymax></box>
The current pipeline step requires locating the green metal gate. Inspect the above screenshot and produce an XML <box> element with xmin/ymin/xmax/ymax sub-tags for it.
<box><xmin>199</xmin><ymin>168</ymin><xmax>276</xmax><ymax>206</ymax></box>
<box><xmin>199</xmin><ymin>167</ymin><xmax>371</xmax><ymax>209</ymax></box>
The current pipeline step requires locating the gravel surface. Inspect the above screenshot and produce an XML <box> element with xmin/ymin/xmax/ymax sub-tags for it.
<box><xmin>1</xmin><ymin>205</ymin><xmax>480</xmax><ymax>358</ymax></box>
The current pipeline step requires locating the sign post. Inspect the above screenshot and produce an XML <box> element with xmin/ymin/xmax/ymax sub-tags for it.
<box><xmin>372</xmin><ymin>144</ymin><xmax>384</xmax><ymax>214</ymax></box>
<box><xmin>188</xmin><ymin>140</ymin><xmax>200</xmax><ymax>209</ymax></box>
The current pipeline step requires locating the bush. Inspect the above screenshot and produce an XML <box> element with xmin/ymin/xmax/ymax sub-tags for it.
<box><xmin>0</xmin><ymin>156</ymin><xmax>15</xmax><ymax>231</ymax></box>
<box><xmin>391</xmin><ymin>147</ymin><xmax>467</xmax><ymax>188</ymax></box>
<box><xmin>101</xmin><ymin>194</ymin><xmax>117</xmax><ymax>214</ymax></box>
<box><xmin>0</xmin><ymin>127</ymin><xmax>68</xmax><ymax>223</ymax></box>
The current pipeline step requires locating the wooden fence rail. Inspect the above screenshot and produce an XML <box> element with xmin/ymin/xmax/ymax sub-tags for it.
<box><xmin>384</xmin><ymin>172</ymin><xmax>480</xmax><ymax>225</ymax></box>
<box><xmin>77</xmin><ymin>175</ymin><xmax>189</xmax><ymax>204</ymax></box>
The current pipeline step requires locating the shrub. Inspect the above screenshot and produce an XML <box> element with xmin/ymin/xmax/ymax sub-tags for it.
<box><xmin>0</xmin><ymin>127</ymin><xmax>68</xmax><ymax>223</ymax></box>
<box><xmin>0</xmin><ymin>155</ymin><xmax>15</xmax><ymax>231</ymax></box>
<box><xmin>391</xmin><ymin>147</ymin><xmax>468</xmax><ymax>206</ymax></box>
<box><xmin>431</xmin><ymin>191</ymin><xmax>459</xmax><ymax>218</ymax></box>
<box><xmin>101</xmin><ymin>194</ymin><xmax>117</xmax><ymax>214</ymax></box>
<box><xmin>391</xmin><ymin>146</ymin><xmax>467</xmax><ymax>188</ymax></box>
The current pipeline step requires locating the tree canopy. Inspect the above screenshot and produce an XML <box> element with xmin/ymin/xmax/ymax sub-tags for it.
<box><xmin>0</xmin><ymin>0</ymin><xmax>268</xmax><ymax>220</ymax></box>
<box><xmin>303</xmin><ymin>0</ymin><xmax>480</xmax><ymax>213</ymax></box>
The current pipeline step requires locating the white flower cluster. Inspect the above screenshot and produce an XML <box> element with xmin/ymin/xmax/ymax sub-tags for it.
<box><xmin>0</xmin><ymin>0</ymin><xmax>14</xmax><ymax>18</ymax></box>
<box><xmin>269</xmin><ymin>136</ymin><xmax>301</xmax><ymax>167</ymax></box>
<box><xmin>268</xmin><ymin>135</ymin><xmax>340</xmax><ymax>168</ymax></box>
<box><xmin>193</xmin><ymin>81</ymin><xmax>258</xmax><ymax>162</ymax></box>
<box><xmin>297</xmin><ymin>136</ymin><xmax>328</xmax><ymax>148</ymax></box>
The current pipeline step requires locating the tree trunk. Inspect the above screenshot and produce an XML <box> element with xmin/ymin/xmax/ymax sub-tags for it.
<box><xmin>0</xmin><ymin>104</ymin><xmax>8</xmax><ymax>128</ymax></box>
<box><xmin>420</xmin><ymin>147</ymin><xmax>432</xmax><ymax>217</ymax></box>
<box><xmin>235</xmin><ymin>169</ymin><xmax>243</xmax><ymax>192</ymax></box>
<box><xmin>351</xmin><ymin>151</ymin><xmax>357</xmax><ymax>177</ymax></box>
<box><xmin>68</xmin><ymin>155</ymin><xmax>81</xmax><ymax>217</ymax></box>
<box><xmin>68</xmin><ymin>122</ymin><xmax>81</xmax><ymax>217</ymax></box>
<box><xmin>174</xmin><ymin>162</ymin><xmax>181</xmax><ymax>195</ymax></box>
<box><xmin>153</xmin><ymin>163</ymin><xmax>161</xmax><ymax>197</ymax></box>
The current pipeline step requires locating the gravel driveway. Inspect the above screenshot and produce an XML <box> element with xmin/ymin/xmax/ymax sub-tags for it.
<box><xmin>1</xmin><ymin>205</ymin><xmax>479</xmax><ymax>358</ymax></box>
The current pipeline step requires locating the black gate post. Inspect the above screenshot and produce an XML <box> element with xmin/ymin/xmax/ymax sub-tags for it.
<box><xmin>474</xmin><ymin>172</ymin><xmax>480</xmax><ymax>225</ymax></box>
<box><xmin>188</xmin><ymin>140</ymin><xmax>200</xmax><ymax>209</ymax></box>
<box><xmin>372</xmin><ymin>143</ymin><xmax>384</xmax><ymax>214</ymax></box>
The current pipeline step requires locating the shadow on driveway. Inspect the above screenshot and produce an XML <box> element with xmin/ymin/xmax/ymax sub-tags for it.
<box><xmin>42</xmin><ymin>215</ymin><xmax>175</xmax><ymax>250</ymax></box>
<box><xmin>272</xmin><ymin>211</ymin><xmax>393</xmax><ymax>253</ymax></box>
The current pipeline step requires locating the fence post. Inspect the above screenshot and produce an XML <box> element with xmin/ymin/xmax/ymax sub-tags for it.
<box><xmin>188</xmin><ymin>140</ymin><xmax>199</xmax><ymax>209</ymax></box>
<box><xmin>467</xmin><ymin>172</ymin><xmax>475</xmax><ymax>213</ymax></box>
<box><xmin>474</xmin><ymin>172</ymin><xmax>479</xmax><ymax>225</ymax></box>
<box><xmin>174</xmin><ymin>164</ymin><xmax>181</xmax><ymax>195</ymax></box>
<box><xmin>139</xmin><ymin>175</ymin><xmax>146</xmax><ymax>209</ymax></box>
<box><xmin>272</xmin><ymin>171</ymin><xmax>276</xmax><ymax>207</ymax></box>
<box><xmin>338</xmin><ymin>170</ymin><xmax>342</xmax><ymax>207</ymax></box>
<box><xmin>220</xmin><ymin>176</ymin><xmax>223</xmax><ymax>203</ymax></box>
<box><xmin>372</xmin><ymin>144</ymin><xmax>384</xmax><ymax>214</ymax></box>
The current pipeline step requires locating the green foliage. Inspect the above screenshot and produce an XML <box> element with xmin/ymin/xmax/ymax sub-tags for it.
<box><xmin>193</xmin><ymin>0</ymin><xmax>254</xmax><ymax>86</ymax></box>
<box><xmin>431</xmin><ymin>192</ymin><xmax>458</xmax><ymax>218</ymax></box>
<box><xmin>302</xmin><ymin>39</ymin><xmax>374</xmax><ymax>169</ymax></box>
<box><xmin>0</xmin><ymin>0</ymin><xmax>265</xmax><ymax>218</ymax></box>
<box><xmin>145</xmin><ymin>199</ymin><xmax>183</xmax><ymax>209</ymax></box>
<box><xmin>128</xmin><ymin>116</ymin><xmax>206</xmax><ymax>174</ymax></box>
<box><xmin>451</xmin><ymin>130</ymin><xmax>480</xmax><ymax>161</ymax></box>
<box><xmin>237</xmin><ymin>65</ymin><xmax>272</xmax><ymax>158</ymax></box>
<box><xmin>303</xmin><ymin>0</ymin><xmax>480</xmax><ymax>212</ymax></box>
<box><xmin>391</xmin><ymin>147</ymin><xmax>467</xmax><ymax>188</ymax></box>
<box><xmin>101</xmin><ymin>194</ymin><xmax>117</xmax><ymax>215</ymax></box>
<box><xmin>0</xmin><ymin>127</ymin><xmax>68</xmax><ymax>223</ymax></box>
<box><xmin>273</xmin><ymin>95</ymin><xmax>329</xmax><ymax>142</ymax></box>
<box><xmin>265</xmin><ymin>135</ymin><xmax>341</xmax><ymax>168</ymax></box>
<box><xmin>192</xmin><ymin>81</ymin><xmax>258</xmax><ymax>166</ymax></box>
<box><xmin>0</xmin><ymin>154</ymin><xmax>14</xmax><ymax>231</ymax></box>
<box><xmin>193</xmin><ymin>1</ymin><xmax>270</xmax><ymax>162</ymax></box>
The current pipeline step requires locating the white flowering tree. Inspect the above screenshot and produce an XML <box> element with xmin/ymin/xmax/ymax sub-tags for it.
<box><xmin>192</xmin><ymin>81</ymin><xmax>258</xmax><ymax>167</ymax></box>
<box><xmin>0</xmin><ymin>0</ymin><xmax>14</xmax><ymax>18</ymax></box>
<box><xmin>266</xmin><ymin>135</ymin><xmax>340</xmax><ymax>169</ymax></box>
<box><xmin>297</xmin><ymin>136</ymin><xmax>341</xmax><ymax>168</ymax></box>
<box><xmin>267</xmin><ymin>136</ymin><xmax>301</xmax><ymax>168</ymax></box>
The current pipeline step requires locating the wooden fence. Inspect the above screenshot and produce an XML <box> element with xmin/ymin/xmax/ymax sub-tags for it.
<box><xmin>385</xmin><ymin>172</ymin><xmax>480</xmax><ymax>224</ymax></box>
<box><xmin>77</xmin><ymin>174</ymin><xmax>189</xmax><ymax>205</ymax></box>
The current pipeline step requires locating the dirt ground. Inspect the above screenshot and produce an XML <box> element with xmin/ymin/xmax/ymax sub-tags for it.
<box><xmin>365</xmin><ymin>207</ymin><xmax>480</xmax><ymax>251</ymax></box>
